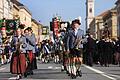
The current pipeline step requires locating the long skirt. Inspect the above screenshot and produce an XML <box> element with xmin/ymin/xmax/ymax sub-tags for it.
<box><xmin>28</xmin><ymin>51</ymin><xmax>35</xmax><ymax>63</ymax></box>
<box><xmin>10</xmin><ymin>52</ymin><xmax>26</xmax><ymax>74</ymax></box>
<box><xmin>26</xmin><ymin>51</ymin><xmax>37</xmax><ymax>71</ymax></box>
<box><xmin>28</xmin><ymin>51</ymin><xmax>37</xmax><ymax>70</ymax></box>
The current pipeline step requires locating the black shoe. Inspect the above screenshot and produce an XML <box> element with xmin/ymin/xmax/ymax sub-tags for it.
<box><xmin>30</xmin><ymin>71</ymin><xmax>34</xmax><ymax>75</ymax></box>
<box><xmin>24</xmin><ymin>73</ymin><xmax>27</xmax><ymax>78</ymax></box>
<box><xmin>71</xmin><ymin>74</ymin><xmax>76</xmax><ymax>79</ymax></box>
<box><xmin>77</xmin><ymin>70</ymin><xmax>82</xmax><ymax>77</ymax></box>
<box><xmin>19</xmin><ymin>75</ymin><xmax>22</xmax><ymax>79</ymax></box>
<box><xmin>61</xmin><ymin>69</ymin><xmax>64</xmax><ymax>72</ymax></box>
<box><xmin>66</xmin><ymin>71</ymin><xmax>69</xmax><ymax>74</ymax></box>
<box><xmin>27</xmin><ymin>72</ymin><xmax>30</xmax><ymax>75</ymax></box>
<box><xmin>68</xmin><ymin>73</ymin><xmax>70</xmax><ymax>76</ymax></box>
<box><xmin>64</xmin><ymin>66</ymin><xmax>67</xmax><ymax>71</ymax></box>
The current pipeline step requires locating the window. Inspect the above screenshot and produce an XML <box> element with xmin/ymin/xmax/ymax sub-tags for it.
<box><xmin>89</xmin><ymin>8</ymin><xmax>92</xmax><ymax>13</ymax></box>
<box><xmin>42</xmin><ymin>27</ymin><xmax>48</xmax><ymax>35</ymax></box>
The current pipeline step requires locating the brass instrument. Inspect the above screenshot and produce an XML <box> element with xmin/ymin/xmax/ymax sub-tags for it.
<box><xmin>74</xmin><ymin>37</ymin><xmax>83</xmax><ymax>50</ymax></box>
<box><xmin>2</xmin><ymin>36</ymin><xmax>11</xmax><ymax>47</ymax></box>
<box><xmin>15</xmin><ymin>38</ymin><xmax>23</xmax><ymax>54</ymax></box>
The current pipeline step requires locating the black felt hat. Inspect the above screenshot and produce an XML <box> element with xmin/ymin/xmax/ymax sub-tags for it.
<box><xmin>18</xmin><ymin>24</ymin><xmax>25</xmax><ymax>29</ymax></box>
<box><xmin>72</xmin><ymin>19</ymin><xmax>81</xmax><ymax>25</ymax></box>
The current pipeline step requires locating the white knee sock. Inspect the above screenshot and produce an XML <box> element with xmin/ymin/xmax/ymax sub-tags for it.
<box><xmin>73</xmin><ymin>65</ymin><xmax>76</xmax><ymax>75</ymax></box>
<box><xmin>68</xmin><ymin>65</ymin><xmax>71</xmax><ymax>74</ymax></box>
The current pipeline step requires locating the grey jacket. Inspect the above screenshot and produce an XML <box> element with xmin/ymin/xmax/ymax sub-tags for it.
<box><xmin>11</xmin><ymin>35</ymin><xmax>27</xmax><ymax>53</ymax></box>
<box><xmin>66</xmin><ymin>28</ymin><xmax>84</xmax><ymax>51</ymax></box>
<box><xmin>26</xmin><ymin>33</ymin><xmax>36</xmax><ymax>53</ymax></box>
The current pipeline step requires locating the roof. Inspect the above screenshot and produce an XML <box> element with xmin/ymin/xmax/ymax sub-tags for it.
<box><xmin>97</xmin><ymin>10</ymin><xmax>110</xmax><ymax>17</ymax></box>
<box><xmin>19</xmin><ymin>6</ymin><xmax>32</xmax><ymax>15</ymax></box>
<box><xmin>115</xmin><ymin>0</ymin><xmax>120</xmax><ymax>5</ymax></box>
<box><xmin>11</xmin><ymin>0</ymin><xmax>32</xmax><ymax>15</ymax></box>
<box><xmin>32</xmin><ymin>18</ymin><xmax>43</xmax><ymax>26</ymax></box>
<box><xmin>96</xmin><ymin>6</ymin><xmax>117</xmax><ymax>18</ymax></box>
<box><xmin>11</xmin><ymin>0</ymin><xmax>24</xmax><ymax>6</ymax></box>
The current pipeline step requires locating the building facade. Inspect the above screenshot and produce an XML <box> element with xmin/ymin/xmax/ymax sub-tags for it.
<box><xmin>89</xmin><ymin>16</ymin><xmax>103</xmax><ymax>40</ymax></box>
<box><xmin>0</xmin><ymin>0</ymin><xmax>3</xmax><ymax>19</ymax></box>
<box><xmin>12</xmin><ymin>0</ymin><xmax>20</xmax><ymax>19</ymax></box>
<box><xmin>0</xmin><ymin>0</ymin><xmax>13</xmax><ymax>19</ymax></box>
<box><xmin>104</xmin><ymin>9</ymin><xmax>117</xmax><ymax>39</ymax></box>
<box><xmin>32</xmin><ymin>18</ymin><xmax>43</xmax><ymax>43</ymax></box>
<box><xmin>11</xmin><ymin>0</ymin><xmax>32</xmax><ymax>27</ymax></box>
<box><xmin>86</xmin><ymin>0</ymin><xmax>94</xmax><ymax>30</ymax></box>
<box><xmin>19</xmin><ymin>5</ymin><xmax>32</xmax><ymax>27</ymax></box>
<box><xmin>89</xmin><ymin>8</ymin><xmax>117</xmax><ymax>40</ymax></box>
<box><xmin>116</xmin><ymin>0</ymin><xmax>120</xmax><ymax>37</ymax></box>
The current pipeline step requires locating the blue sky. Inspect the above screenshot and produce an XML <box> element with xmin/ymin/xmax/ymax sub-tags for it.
<box><xmin>20</xmin><ymin>0</ymin><xmax>116</xmax><ymax>31</ymax></box>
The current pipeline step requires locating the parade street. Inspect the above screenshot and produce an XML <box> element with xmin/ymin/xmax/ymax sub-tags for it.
<box><xmin>0</xmin><ymin>62</ymin><xmax>120</xmax><ymax>80</ymax></box>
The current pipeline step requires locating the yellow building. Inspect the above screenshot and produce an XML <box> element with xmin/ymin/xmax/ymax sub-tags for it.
<box><xmin>89</xmin><ymin>16</ymin><xmax>103</xmax><ymax>40</ymax></box>
<box><xmin>11</xmin><ymin>0</ymin><xmax>20</xmax><ymax>19</ymax></box>
<box><xmin>19</xmin><ymin>5</ymin><xmax>32</xmax><ymax>27</ymax></box>
<box><xmin>32</xmin><ymin>18</ymin><xmax>43</xmax><ymax>43</ymax></box>
<box><xmin>104</xmin><ymin>8</ymin><xmax>117</xmax><ymax>39</ymax></box>
<box><xmin>89</xmin><ymin>7</ymin><xmax>117</xmax><ymax>40</ymax></box>
<box><xmin>116</xmin><ymin>0</ymin><xmax>120</xmax><ymax>37</ymax></box>
<box><xmin>12</xmin><ymin>0</ymin><xmax>32</xmax><ymax>27</ymax></box>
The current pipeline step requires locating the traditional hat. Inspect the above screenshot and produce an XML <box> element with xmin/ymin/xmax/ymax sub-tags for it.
<box><xmin>72</xmin><ymin>19</ymin><xmax>81</xmax><ymax>25</ymax></box>
<box><xmin>26</xmin><ymin>27</ymin><xmax>32</xmax><ymax>31</ymax></box>
<box><xmin>18</xmin><ymin>24</ymin><xmax>25</xmax><ymax>29</ymax></box>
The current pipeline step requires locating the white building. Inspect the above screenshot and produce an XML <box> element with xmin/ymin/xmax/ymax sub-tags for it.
<box><xmin>86</xmin><ymin>0</ymin><xmax>94</xmax><ymax>30</ymax></box>
<box><xmin>0</xmin><ymin>0</ymin><xmax>3</xmax><ymax>19</ymax></box>
<box><xmin>0</xmin><ymin>0</ymin><xmax>13</xmax><ymax>19</ymax></box>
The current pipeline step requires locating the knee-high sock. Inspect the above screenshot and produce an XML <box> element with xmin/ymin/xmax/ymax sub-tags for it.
<box><xmin>66</xmin><ymin>62</ymin><xmax>69</xmax><ymax>71</ymax></box>
<box><xmin>56</xmin><ymin>55</ymin><xmax>59</xmax><ymax>62</ymax></box>
<box><xmin>68</xmin><ymin>65</ymin><xmax>71</xmax><ymax>74</ymax></box>
<box><xmin>76</xmin><ymin>61</ymin><xmax>81</xmax><ymax>71</ymax></box>
<box><xmin>72</xmin><ymin>63</ymin><xmax>76</xmax><ymax>75</ymax></box>
<box><xmin>54</xmin><ymin>56</ymin><xmax>57</xmax><ymax>63</ymax></box>
<box><xmin>61</xmin><ymin>65</ymin><xmax>64</xmax><ymax>70</ymax></box>
<box><xmin>1</xmin><ymin>58</ymin><xmax>4</xmax><ymax>64</ymax></box>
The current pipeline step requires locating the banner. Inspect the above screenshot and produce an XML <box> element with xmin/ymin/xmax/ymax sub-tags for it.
<box><xmin>6</xmin><ymin>19</ymin><xmax>20</xmax><ymax>32</ymax></box>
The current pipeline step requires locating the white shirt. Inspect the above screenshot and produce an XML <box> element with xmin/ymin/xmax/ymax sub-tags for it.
<box><xmin>74</xmin><ymin>27</ymin><xmax>79</xmax><ymax>36</ymax></box>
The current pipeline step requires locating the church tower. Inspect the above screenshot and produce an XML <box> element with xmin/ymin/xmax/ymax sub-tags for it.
<box><xmin>86</xmin><ymin>0</ymin><xmax>94</xmax><ymax>30</ymax></box>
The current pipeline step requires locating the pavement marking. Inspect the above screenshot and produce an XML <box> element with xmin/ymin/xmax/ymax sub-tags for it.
<box><xmin>108</xmin><ymin>74</ymin><xmax>120</xmax><ymax>79</ymax></box>
<box><xmin>8</xmin><ymin>77</ymin><xmax>17</xmax><ymax>80</ymax></box>
<box><xmin>48</xmin><ymin>66</ymin><xmax>53</xmax><ymax>69</ymax></box>
<box><xmin>0</xmin><ymin>67</ymin><xmax>6</xmax><ymax>71</ymax></box>
<box><xmin>83</xmin><ymin>64</ymin><xmax>117</xmax><ymax>80</ymax></box>
<box><xmin>48</xmin><ymin>66</ymin><xmax>61</xmax><ymax>70</ymax></box>
<box><xmin>54</xmin><ymin>67</ymin><xmax>61</xmax><ymax>69</ymax></box>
